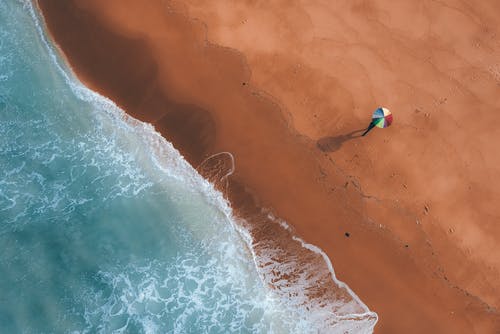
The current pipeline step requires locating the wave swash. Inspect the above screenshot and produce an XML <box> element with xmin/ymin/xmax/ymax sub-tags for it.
<box><xmin>0</xmin><ymin>1</ymin><xmax>377</xmax><ymax>332</ymax></box>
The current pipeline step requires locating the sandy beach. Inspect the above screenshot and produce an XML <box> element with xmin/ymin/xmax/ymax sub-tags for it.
<box><xmin>37</xmin><ymin>0</ymin><xmax>500</xmax><ymax>332</ymax></box>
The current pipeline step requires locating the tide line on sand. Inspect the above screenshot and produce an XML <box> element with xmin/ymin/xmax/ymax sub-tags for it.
<box><xmin>28</xmin><ymin>1</ymin><xmax>378</xmax><ymax>332</ymax></box>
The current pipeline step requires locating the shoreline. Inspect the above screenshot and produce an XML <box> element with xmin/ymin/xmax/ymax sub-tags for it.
<box><xmin>31</xmin><ymin>1</ymin><xmax>378</xmax><ymax>330</ymax></box>
<box><xmin>36</xmin><ymin>1</ymin><xmax>500</xmax><ymax>333</ymax></box>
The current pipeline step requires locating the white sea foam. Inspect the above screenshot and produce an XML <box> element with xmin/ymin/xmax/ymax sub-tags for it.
<box><xmin>26</xmin><ymin>1</ymin><xmax>378</xmax><ymax>332</ymax></box>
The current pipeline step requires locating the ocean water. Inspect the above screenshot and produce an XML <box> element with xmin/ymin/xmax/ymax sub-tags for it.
<box><xmin>0</xmin><ymin>1</ymin><xmax>377</xmax><ymax>333</ymax></box>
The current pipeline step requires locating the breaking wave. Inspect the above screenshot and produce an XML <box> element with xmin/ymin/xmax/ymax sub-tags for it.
<box><xmin>3</xmin><ymin>1</ymin><xmax>380</xmax><ymax>332</ymax></box>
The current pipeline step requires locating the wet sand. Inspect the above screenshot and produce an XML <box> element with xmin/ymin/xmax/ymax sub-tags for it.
<box><xmin>37</xmin><ymin>0</ymin><xmax>500</xmax><ymax>333</ymax></box>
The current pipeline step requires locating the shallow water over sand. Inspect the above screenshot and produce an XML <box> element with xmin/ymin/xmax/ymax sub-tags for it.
<box><xmin>0</xmin><ymin>2</ymin><xmax>376</xmax><ymax>333</ymax></box>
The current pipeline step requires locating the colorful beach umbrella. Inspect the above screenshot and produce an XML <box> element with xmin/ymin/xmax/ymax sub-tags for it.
<box><xmin>362</xmin><ymin>107</ymin><xmax>392</xmax><ymax>136</ymax></box>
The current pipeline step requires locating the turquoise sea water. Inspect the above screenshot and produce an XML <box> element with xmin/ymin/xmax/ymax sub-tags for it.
<box><xmin>0</xmin><ymin>1</ymin><xmax>376</xmax><ymax>333</ymax></box>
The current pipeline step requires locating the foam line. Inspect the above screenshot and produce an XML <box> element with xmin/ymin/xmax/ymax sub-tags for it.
<box><xmin>27</xmin><ymin>1</ymin><xmax>378</xmax><ymax>331</ymax></box>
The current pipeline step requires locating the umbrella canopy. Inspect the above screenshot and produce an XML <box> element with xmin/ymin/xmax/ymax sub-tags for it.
<box><xmin>362</xmin><ymin>107</ymin><xmax>392</xmax><ymax>136</ymax></box>
<box><xmin>372</xmin><ymin>107</ymin><xmax>393</xmax><ymax>128</ymax></box>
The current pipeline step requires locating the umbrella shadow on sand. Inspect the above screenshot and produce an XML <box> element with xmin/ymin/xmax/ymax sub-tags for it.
<box><xmin>317</xmin><ymin>128</ymin><xmax>366</xmax><ymax>152</ymax></box>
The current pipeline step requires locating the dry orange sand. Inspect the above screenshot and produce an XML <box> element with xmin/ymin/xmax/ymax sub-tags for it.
<box><xmin>37</xmin><ymin>0</ymin><xmax>500</xmax><ymax>332</ymax></box>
